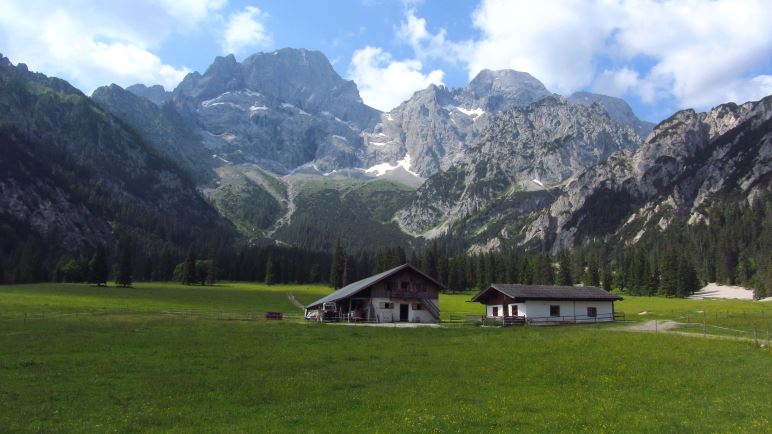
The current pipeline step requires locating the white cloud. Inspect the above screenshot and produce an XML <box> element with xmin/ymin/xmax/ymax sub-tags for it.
<box><xmin>348</xmin><ymin>46</ymin><xmax>444</xmax><ymax>111</ymax></box>
<box><xmin>465</xmin><ymin>0</ymin><xmax>772</xmax><ymax>112</ymax></box>
<box><xmin>0</xmin><ymin>0</ymin><xmax>218</xmax><ymax>94</ymax></box>
<box><xmin>160</xmin><ymin>0</ymin><xmax>227</xmax><ymax>25</ymax></box>
<box><xmin>465</xmin><ymin>0</ymin><xmax>616</xmax><ymax>96</ymax></box>
<box><xmin>222</xmin><ymin>6</ymin><xmax>272</xmax><ymax>55</ymax></box>
<box><xmin>397</xmin><ymin>8</ymin><xmax>467</xmax><ymax>62</ymax></box>
<box><xmin>402</xmin><ymin>0</ymin><xmax>772</xmax><ymax>113</ymax></box>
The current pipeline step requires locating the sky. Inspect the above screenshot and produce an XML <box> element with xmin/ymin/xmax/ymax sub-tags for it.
<box><xmin>1</xmin><ymin>0</ymin><xmax>771</xmax><ymax>122</ymax></box>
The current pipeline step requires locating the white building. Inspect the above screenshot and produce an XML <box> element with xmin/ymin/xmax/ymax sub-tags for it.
<box><xmin>305</xmin><ymin>264</ymin><xmax>442</xmax><ymax>323</ymax></box>
<box><xmin>470</xmin><ymin>284</ymin><xmax>623</xmax><ymax>323</ymax></box>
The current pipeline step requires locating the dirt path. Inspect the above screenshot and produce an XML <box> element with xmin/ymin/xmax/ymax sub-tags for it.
<box><xmin>617</xmin><ymin>320</ymin><xmax>681</xmax><ymax>332</ymax></box>
<box><xmin>613</xmin><ymin>320</ymin><xmax>760</xmax><ymax>343</ymax></box>
<box><xmin>287</xmin><ymin>293</ymin><xmax>305</xmax><ymax>311</ymax></box>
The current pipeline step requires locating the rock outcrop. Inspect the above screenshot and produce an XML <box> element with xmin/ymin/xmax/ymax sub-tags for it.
<box><xmin>525</xmin><ymin>96</ymin><xmax>772</xmax><ymax>251</ymax></box>
<box><xmin>397</xmin><ymin>96</ymin><xmax>642</xmax><ymax>237</ymax></box>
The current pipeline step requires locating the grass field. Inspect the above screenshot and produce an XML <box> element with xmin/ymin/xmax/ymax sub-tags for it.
<box><xmin>1</xmin><ymin>282</ymin><xmax>770</xmax><ymax>433</ymax></box>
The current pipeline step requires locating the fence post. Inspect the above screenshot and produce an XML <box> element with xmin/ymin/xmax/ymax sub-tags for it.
<box><xmin>754</xmin><ymin>327</ymin><xmax>759</xmax><ymax>347</ymax></box>
<box><xmin>655</xmin><ymin>320</ymin><xmax>658</xmax><ymax>333</ymax></box>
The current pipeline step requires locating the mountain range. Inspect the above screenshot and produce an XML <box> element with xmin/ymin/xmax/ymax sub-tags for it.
<box><xmin>0</xmin><ymin>47</ymin><xmax>769</xmax><ymax>280</ymax></box>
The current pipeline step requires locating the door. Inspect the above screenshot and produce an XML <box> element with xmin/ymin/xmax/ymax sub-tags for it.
<box><xmin>399</xmin><ymin>304</ymin><xmax>409</xmax><ymax>322</ymax></box>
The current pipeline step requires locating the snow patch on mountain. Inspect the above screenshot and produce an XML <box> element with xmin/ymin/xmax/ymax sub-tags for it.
<box><xmin>365</xmin><ymin>153</ymin><xmax>419</xmax><ymax>177</ymax></box>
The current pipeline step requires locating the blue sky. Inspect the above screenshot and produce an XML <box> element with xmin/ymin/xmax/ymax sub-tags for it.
<box><xmin>1</xmin><ymin>0</ymin><xmax>772</xmax><ymax>122</ymax></box>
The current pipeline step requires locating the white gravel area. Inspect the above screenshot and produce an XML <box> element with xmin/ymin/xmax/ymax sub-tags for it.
<box><xmin>689</xmin><ymin>283</ymin><xmax>755</xmax><ymax>300</ymax></box>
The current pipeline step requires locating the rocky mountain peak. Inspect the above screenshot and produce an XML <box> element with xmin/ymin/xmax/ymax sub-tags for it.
<box><xmin>568</xmin><ymin>91</ymin><xmax>655</xmax><ymax>137</ymax></box>
<box><xmin>125</xmin><ymin>84</ymin><xmax>171</xmax><ymax>106</ymax></box>
<box><xmin>458</xmin><ymin>69</ymin><xmax>552</xmax><ymax>111</ymax></box>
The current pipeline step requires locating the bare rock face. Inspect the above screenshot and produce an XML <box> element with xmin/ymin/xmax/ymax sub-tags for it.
<box><xmin>568</xmin><ymin>92</ymin><xmax>655</xmax><ymax>138</ymax></box>
<box><xmin>362</xmin><ymin>70</ymin><xmax>553</xmax><ymax>177</ymax></box>
<box><xmin>525</xmin><ymin>96</ymin><xmax>772</xmax><ymax>251</ymax></box>
<box><xmin>91</xmin><ymin>84</ymin><xmax>215</xmax><ymax>184</ymax></box>
<box><xmin>126</xmin><ymin>84</ymin><xmax>171</xmax><ymax>106</ymax></box>
<box><xmin>171</xmin><ymin>49</ymin><xmax>381</xmax><ymax>174</ymax></box>
<box><xmin>396</xmin><ymin>96</ymin><xmax>643</xmax><ymax>236</ymax></box>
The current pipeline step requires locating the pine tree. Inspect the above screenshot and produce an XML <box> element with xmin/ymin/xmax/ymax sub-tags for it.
<box><xmin>330</xmin><ymin>239</ymin><xmax>345</xmax><ymax>289</ymax></box>
<box><xmin>309</xmin><ymin>263</ymin><xmax>320</xmax><ymax>283</ymax></box>
<box><xmin>446</xmin><ymin>258</ymin><xmax>460</xmax><ymax>292</ymax></box>
<box><xmin>658</xmin><ymin>253</ymin><xmax>678</xmax><ymax>297</ymax></box>
<box><xmin>115</xmin><ymin>240</ymin><xmax>133</xmax><ymax>288</ymax></box>
<box><xmin>181</xmin><ymin>248</ymin><xmax>197</xmax><ymax>285</ymax></box>
<box><xmin>0</xmin><ymin>260</ymin><xmax>4</xmax><ymax>285</ymax></box>
<box><xmin>88</xmin><ymin>246</ymin><xmax>108</xmax><ymax>287</ymax></box>
<box><xmin>676</xmin><ymin>257</ymin><xmax>700</xmax><ymax>297</ymax></box>
<box><xmin>206</xmin><ymin>260</ymin><xmax>218</xmax><ymax>285</ymax></box>
<box><xmin>557</xmin><ymin>252</ymin><xmax>573</xmax><ymax>286</ymax></box>
<box><xmin>585</xmin><ymin>256</ymin><xmax>600</xmax><ymax>287</ymax></box>
<box><xmin>341</xmin><ymin>255</ymin><xmax>353</xmax><ymax>287</ymax></box>
<box><xmin>602</xmin><ymin>268</ymin><xmax>613</xmax><ymax>292</ymax></box>
<box><xmin>437</xmin><ymin>256</ymin><xmax>449</xmax><ymax>286</ymax></box>
<box><xmin>265</xmin><ymin>254</ymin><xmax>276</xmax><ymax>285</ymax></box>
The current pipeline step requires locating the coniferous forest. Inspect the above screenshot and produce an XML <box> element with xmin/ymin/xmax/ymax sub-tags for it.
<box><xmin>7</xmin><ymin>190</ymin><xmax>767</xmax><ymax>300</ymax></box>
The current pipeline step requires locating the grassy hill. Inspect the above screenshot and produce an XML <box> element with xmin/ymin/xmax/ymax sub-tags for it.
<box><xmin>1</xmin><ymin>282</ymin><xmax>770</xmax><ymax>432</ymax></box>
<box><xmin>274</xmin><ymin>177</ymin><xmax>418</xmax><ymax>251</ymax></box>
<box><xmin>203</xmin><ymin>166</ymin><xmax>287</xmax><ymax>239</ymax></box>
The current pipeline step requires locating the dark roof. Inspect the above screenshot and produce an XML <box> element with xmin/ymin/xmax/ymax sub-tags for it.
<box><xmin>470</xmin><ymin>284</ymin><xmax>623</xmax><ymax>302</ymax></box>
<box><xmin>305</xmin><ymin>263</ymin><xmax>443</xmax><ymax>309</ymax></box>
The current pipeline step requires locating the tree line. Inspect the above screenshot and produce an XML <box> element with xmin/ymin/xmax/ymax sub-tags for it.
<box><xmin>1</xmin><ymin>191</ymin><xmax>769</xmax><ymax>299</ymax></box>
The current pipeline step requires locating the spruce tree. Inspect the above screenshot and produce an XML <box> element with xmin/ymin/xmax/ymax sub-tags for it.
<box><xmin>585</xmin><ymin>256</ymin><xmax>600</xmax><ymax>287</ymax></box>
<box><xmin>115</xmin><ymin>240</ymin><xmax>133</xmax><ymax>288</ymax></box>
<box><xmin>206</xmin><ymin>260</ymin><xmax>218</xmax><ymax>285</ymax></box>
<box><xmin>88</xmin><ymin>246</ymin><xmax>108</xmax><ymax>287</ymax></box>
<box><xmin>557</xmin><ymin>252</ymin><xmax>573</xmax><ymax>286</ymax></box>
<box><xmin>437</xmin><ymin>256</ymin><xmax>449</xmax><ymax>287</ymax></box>
<box><xmin>265</xmin><ymin>254</ymin><xmax>276</xmax><ymax>285</ymax></box>
<box><xmin>330</xmin><ymin>239</ymin><xmax>344</xmax><ymax>289</ymax></box>
<box><xmin>446</xmin><ymin>258</ymin><xmax>459</xmax><ymax>292</ymax></box>
<box><xmin>659</xmin><ymin>253</ymin><xmax>678</xmax><ymax>296</ymax></box>
<box><xmin>181</xmin><ymin>249</ymin><xmax>197</xmax><ymax>285</ymax></box>
<box><xmin>341</xmin><ymin>255</ymin><xmax>352</xmax><ymax>287</ymax></box>
<box><xmin>309</xmin><ymin>263</ymin><xmax>320</xmax><ymax>283</ymax></box>
<box><xmin>0</xmin><ymin>260</ymin><xmax>4</xmax><ymax>285</ymax></box>
<box><xmin>602</xmin><ymin>268</ymin><xmax>613</xmax><ymax>292</ymax></box>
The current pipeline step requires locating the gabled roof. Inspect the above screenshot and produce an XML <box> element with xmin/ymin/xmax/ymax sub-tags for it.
<box><xmin>305</xmin><ymin>263</ymin><xmax>443</xmax><ymax>309</ymax></box>
<box><xmin>470</xmin><ymin>284</ymin><xmax>623</xmax><ymax>303</ymax></box>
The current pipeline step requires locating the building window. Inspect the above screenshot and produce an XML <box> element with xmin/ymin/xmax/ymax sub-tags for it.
<box><xmin>413</xmin><ymin>303</ymin><xmax>422</xmax><ymax>310</ymax></box>
<box><xmin>549</xmin><ymin>305</ymin><xmax>560</xmax><ymax>317</ymax></box>
<box><xmin>386</xmin><ymin>281</ymin><xmax>394</xmax><ymax>291</ymax></box>
<box><xmin>381</xmin><ymin>302</ymin><xmax>394</xmax><ymax>309</ymax></box>
<box><xmin>401</xmin><ymin>281</ymin><xmax>409</xmax><ymax>290</ymax></box>
<box><xmin>510</xmin><ymin>305</ymin><xmax>518</xmax><ymax>316</ymax></box>
<box><xmin>587</xmin><ymin>307</ymin><xmax>597</xmax><ymax>317</ymax></box>
<box><xmin>492</xmin><ymin>306</ymin><xmax>499</xmax><ymax>317</ymax></box>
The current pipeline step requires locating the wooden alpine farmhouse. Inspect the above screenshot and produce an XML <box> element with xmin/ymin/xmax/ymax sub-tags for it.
<box><xmin>471</xmin><ymin>284</ymin><xmax>623</xmax><ymax>323</ymax></box>
<box><xmin>305</xmin><ymin>264</ymin><xmax>442</xmax><ymax>323</ymax></box>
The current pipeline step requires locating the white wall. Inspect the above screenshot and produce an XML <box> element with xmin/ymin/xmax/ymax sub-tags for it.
<box><xmin>524</xmin><ymin>300</ymin><xmax>616</xmax><ymax>322</ymax></box>
<box><xmin>487</xmin><ymin>303</ymin><xmax>525</xmax><ymax>317</ymax></box>
<box><xmin>372</xmin><ymin>297</ymin><xmax>439</xmax><ymax>323</ymax></box>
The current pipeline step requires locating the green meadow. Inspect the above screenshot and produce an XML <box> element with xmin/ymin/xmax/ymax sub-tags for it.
<box><xmin>1</xmin><ymin>282</ymin><xmax>770</xmax><ymax>433</ymax></box>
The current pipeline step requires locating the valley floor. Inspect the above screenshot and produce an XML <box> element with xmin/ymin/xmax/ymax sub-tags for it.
<box><xmin>0</xmin><ymin>283</ymin><xmax>770</xmax><ymax>433</ymax></box>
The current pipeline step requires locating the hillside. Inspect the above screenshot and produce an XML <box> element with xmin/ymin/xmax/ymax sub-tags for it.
<box><xmin>272</xmin><ymin>176</ymin><xmax>417</xmax><ymax>251</ymax></box>
<box><xmin>0</xmin><ymin>55</ymin><xmax>237</xmax><ymax>281</ymax></box>
<box><xmin>526</xmin><ymin>97</ymin><xmax>772</xmax><ymax>250</ymax></box>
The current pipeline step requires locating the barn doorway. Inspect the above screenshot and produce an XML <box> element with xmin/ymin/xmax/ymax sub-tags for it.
<box><xmin>399</xmin><ymin>304</ymin><xmax>409</xmax><ymax>322</ymax></box>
